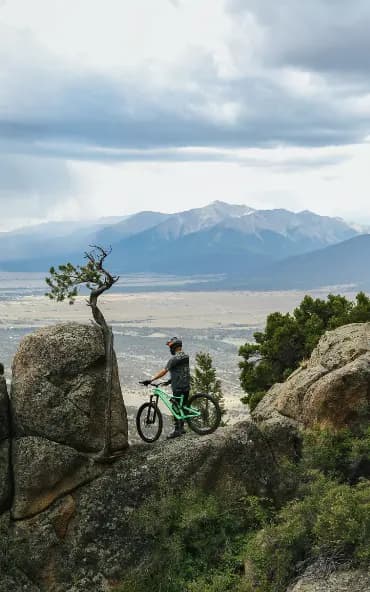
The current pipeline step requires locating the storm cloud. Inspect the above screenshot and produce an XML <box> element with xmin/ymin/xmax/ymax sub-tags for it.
<box><xmin>1</xmin><ymin>4</ymin><xmax>370</xmax><ymax>162</ymax></box>
<box><xmin>1</xmin><ymin>0</ymin><xmax>370</xmax><ymax>227</ymax></box>
<box><xmin>229</xmin><ymin>0</ymin><xmax>370</xmax><ymax>74</ymax></box>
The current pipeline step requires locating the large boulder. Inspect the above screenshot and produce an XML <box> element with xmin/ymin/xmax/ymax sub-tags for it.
<box><xmin>5</xmin><ymin>421</ymin><xmax>279</xmax><ymax>592</ymax></box>
<box><xmin>254</xmin><ymin>323</ymin><xmax>370</xmax><ymax>432</ymax></box>
<box><xmin>11</xmin><ymin>323</ymin><xmax>128</xmax><ymax>519</ymax></box>
<box><xmin>11</xmin><ymin>323</ymin><xmax>128</xmax><ymax>452</ymax></box>
<box><xmin>11</xmin><ymin>437</ymin><xmax>103</xmax><ymax>519</ymax></box>
<box><xmin>0</xmin><ymin>375</ymin><xmax>11</xmax><ymax>513</ymax></box>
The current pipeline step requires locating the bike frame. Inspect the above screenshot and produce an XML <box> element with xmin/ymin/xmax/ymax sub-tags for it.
<box><xmin>149</xmin><ymin>386</ymin><xmax>201</xmax><ymax>421</ymax></box>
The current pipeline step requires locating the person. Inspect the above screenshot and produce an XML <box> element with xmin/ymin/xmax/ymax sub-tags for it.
<box><xmin>142</xmin><ymin>337</ymin><xmax>190</xmax><ymax>439</ymax></box>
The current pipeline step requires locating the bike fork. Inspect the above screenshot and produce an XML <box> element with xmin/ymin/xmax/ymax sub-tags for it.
<box><xmin>147</xmin><ymin>394</ymin><xmax>159</xmax><ymax>424</ymax></box>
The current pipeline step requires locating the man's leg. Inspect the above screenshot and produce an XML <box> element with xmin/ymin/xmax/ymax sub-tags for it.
<box><xmin>179</xmin><ymin>390</ymin><xmax>189</xmax><ymax>434</ymax></box>
<box><xmin>167</xmin><ymin>394</ymin><xmax>183</xmax><ymax>439</ymax></box>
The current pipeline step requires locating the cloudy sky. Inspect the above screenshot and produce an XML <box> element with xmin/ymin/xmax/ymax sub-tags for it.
<box><xmin>1</xmin><ymin>0</ymin><xmax>370</xmax><ymax>230</ymax></box>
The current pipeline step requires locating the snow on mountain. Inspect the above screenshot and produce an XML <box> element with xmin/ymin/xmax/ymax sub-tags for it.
<box><xmin>148</xmin><ymin>201</ymin><xmax>255</xmax><ymax>240</ymax></box>
<box><xmin>218</xmin><ymin>208</ymin><xmax>356</xmax><ymax>246</ymax></box>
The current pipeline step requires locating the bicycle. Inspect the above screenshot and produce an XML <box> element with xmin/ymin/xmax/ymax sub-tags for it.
<box><xmin>136</xmin><ymin>381</ymin><xmax>222</xmax><ymax>443</ymax></box>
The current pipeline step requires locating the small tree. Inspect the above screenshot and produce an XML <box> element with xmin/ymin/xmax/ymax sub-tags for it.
<box><xmin>45</xmin><ymin>245</ymin><xmax>119</xmax><ymax>461</ymax></box>
<box><xmin>191</xmin><ymin>352</ymin><xmax>225</xmax><ymax>416</ymax></box>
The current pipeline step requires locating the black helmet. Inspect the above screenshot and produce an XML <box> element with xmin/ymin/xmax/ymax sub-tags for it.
<box><xmin>166</xmin><ymin>336</ymin><xmax>182</xmax><ymax>355</ymax></box>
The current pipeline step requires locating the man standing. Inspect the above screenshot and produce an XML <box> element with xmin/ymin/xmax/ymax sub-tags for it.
<box><xmin>143</xmin><ymin>337</ymin><xmax>190</xmax><ymax>439</ymax></box>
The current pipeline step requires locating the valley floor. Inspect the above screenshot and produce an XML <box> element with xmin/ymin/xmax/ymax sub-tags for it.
<box><xmin>0</xmin><ymin>288</ymin><xmax>352</xmax><ymax>328</ymax></box>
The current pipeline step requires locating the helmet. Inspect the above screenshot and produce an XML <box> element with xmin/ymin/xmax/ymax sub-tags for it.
<box><xmin>166</xmin><ymin>336</ymin><xmax>182</xmax><ymax>355</ymax></box>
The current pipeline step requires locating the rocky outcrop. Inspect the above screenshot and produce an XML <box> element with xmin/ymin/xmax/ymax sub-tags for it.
<box><xmin>2</xmin><ymin>320</ymin><xmax>369</xmax><ymax>591</ymax></box>
<box><xmin>3</xmin><ymin>421</ymin><xmax>278</xmax><ymax>592</ymax></box>
<box><xmin>288</xmin><ymin>567</ymin><xmax>370</xmax><ymax>591</ymax></box>
<box><xmin>0</xmin><ymin>375</ymin><xmax>11</xmax><ymax>512</ymax></box>
<box><xmin>254</xmin><ymin>323</ymin><xmax>370</xmax><ymax>433</ymax></box>
<box><xmin>10</xmin><ymin>323</ymin><xmax>128</xmax><ymax>519</ymax></box>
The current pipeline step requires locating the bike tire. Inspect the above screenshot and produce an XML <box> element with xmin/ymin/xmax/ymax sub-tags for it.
<box><xmin>186</xmin><ymin>394</ymin><xmax>221</xmax><ymax>435</ymax></box>
<box><xmin>136</xmin><ymin>402</ymin><xmax>163</xmax><ymax>443</ymax></box>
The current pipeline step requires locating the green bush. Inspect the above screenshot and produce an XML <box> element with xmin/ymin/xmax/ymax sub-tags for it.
<box><xmin>302</xmin><ymin>426</ymin><xmax>370</xmax><ymax>482</ymax></box>
<box><xmin>118</xmin><ymin>482</ymin><xmax>272</xmax><ymax>592</ymax></box>
<box><xmin>242</xmin><ymin>476</ymin><xmax>370</xmax><ymax>592</ymax></box>
<box><xmin>239</xmin><ymin>292</ymin><xmax>370</xmax><ymax>409</ymax></box>
<box><xmin>117</xmin><ymin>426</ymin><xmax>370</xmax><ymax>592</ymax></box>
<box><xmin>313</xmin><ymin>480</ymin><xmax>370</xmax><ymax>561</ymax></box>
<box><xmin>302</xmin><ymin>428</ymin><xmax>355</xmax><ymax>480</ymax></box>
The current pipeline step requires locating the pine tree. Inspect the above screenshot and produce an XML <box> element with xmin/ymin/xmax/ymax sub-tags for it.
<box><xmin>191</xmin><ymin>352</ymin><xmax>225</xmax><ymax>416</ymax></box>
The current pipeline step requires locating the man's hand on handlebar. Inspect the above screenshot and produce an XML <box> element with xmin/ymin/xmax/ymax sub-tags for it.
<box><xmin>139</xmin><ymin>379</ymin><xmax>171</xmax><ymax>387</ymax></box>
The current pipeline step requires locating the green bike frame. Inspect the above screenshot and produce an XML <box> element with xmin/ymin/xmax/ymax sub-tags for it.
<box><xmin>150</xmin><ymin>386</ymin><xmax>201</xmax><ymax>421</ymax></box>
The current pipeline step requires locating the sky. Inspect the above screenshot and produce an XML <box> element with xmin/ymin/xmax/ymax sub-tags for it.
<box><xmin>1</xmin><ymin>0</ymin><xmax>370</xmax><ymax>230</ymax></box>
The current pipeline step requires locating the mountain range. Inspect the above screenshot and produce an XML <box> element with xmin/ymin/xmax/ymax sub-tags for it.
<box><xmin>0</xmin><ymin>201</ymin><xmax>369</xmax><ymax>290</ymax></box>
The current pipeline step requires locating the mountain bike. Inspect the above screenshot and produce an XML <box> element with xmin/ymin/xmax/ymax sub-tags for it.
<box><xmin>136</xmin><ymin>382</ymin><xmax>222</xmax><ymax>443</ymax></box>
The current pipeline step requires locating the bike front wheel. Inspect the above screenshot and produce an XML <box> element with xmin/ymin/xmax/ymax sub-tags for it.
<box><xmin>136</xmin><ymin>402</ymin><xmax>163</xmax><ymax>443</ymax></box>
<box><xmin>186</xmin><ymin>394</ymin><xmax>221</xmax><ymax>435</ymax></box>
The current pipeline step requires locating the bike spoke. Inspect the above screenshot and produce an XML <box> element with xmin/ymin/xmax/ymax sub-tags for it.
<box><xmin>136</xmin><ymin>402</ymin><xmax>163</xmax><ymax>443</ymax></box>
<box><xmin>186</xmin><ymin>395</ymin><xmax>221</xmax><ymax>435</ymax></box>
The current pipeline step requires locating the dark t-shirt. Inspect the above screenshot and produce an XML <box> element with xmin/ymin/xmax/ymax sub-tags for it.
<box><xmin>166</xmin><ymin>351</ymin><xmax>190</xmax><ymax>394</ymax></box>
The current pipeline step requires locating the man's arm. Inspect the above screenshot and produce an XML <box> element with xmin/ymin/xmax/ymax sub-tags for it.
<box><xmin>150</xmin><ymin>368</ymin><xmax>168</xmax><ymax>382</ymax></box>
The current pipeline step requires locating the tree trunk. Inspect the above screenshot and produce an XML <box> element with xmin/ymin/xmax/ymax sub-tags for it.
<box><xmin>89</xmin><ymin>292</ymin><xmax>114</xmax><ymax>460</ymax></box>
<box><xmin>104</xmin><ymin>326</ymin><xmax>114</xmax><ymax>456</ymax></box>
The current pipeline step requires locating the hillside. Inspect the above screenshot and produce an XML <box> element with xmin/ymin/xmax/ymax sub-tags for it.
<box><xmin>240</xmin><ymin>233</ymin><xmax>370</xmax><ymax>290</ymax></box>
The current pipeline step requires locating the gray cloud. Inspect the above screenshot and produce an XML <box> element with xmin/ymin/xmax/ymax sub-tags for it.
<box><xmin>1</xmin><ymin>140</ymin><xmax>348</xmax><ymax>171</ymax></box>
<box><xmin>0</xmin><ymin>59</ymin><xmax>368</xmax><ymax>157</ymax></box>
<box><xmin>229</xmin><ymin>0</ymin><xmax>370</xmax><ymax>74</ymax></box>
<box><xmin>1</xmin><ymin>5</ymin><xmax>370</xmax><ymax>168</ymax></box>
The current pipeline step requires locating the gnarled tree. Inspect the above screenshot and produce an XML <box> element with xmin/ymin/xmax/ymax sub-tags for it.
<box><xmin>45</xmin><ymin>245</ymin><xmax>119</xmax><ymax>461</ymax></box>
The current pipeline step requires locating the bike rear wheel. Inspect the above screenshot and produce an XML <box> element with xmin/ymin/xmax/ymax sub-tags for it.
<box><xmin>136</xmin><ymin>402</ymin><xmax>163</xmax><ymax>443</ymax></box>
<box><xmin>186</xmin><ymin>394</ymin><xmax>221</xmax><ymax>435</ymax></box>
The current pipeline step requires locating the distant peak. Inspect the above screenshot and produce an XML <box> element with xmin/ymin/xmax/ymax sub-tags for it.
<box><xmin>209</xmin><ymin>200</ymin><xmax>255</xmax><ymax>211</ymax></box>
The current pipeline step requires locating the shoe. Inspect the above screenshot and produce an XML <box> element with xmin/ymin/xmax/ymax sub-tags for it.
<box><xmin>167</xmin><ymin>420</ymin><xmax>183</xmax><ymax>439</ymax></box>
<box><xmin>166</xmin><ymin>430</ymin><xmax>182</xmax><ymax>439</ymax></box>
<box><xmin>179</xmin><ymin>420</ymin><xmax>186</xmax><ymax>434</ymax></box>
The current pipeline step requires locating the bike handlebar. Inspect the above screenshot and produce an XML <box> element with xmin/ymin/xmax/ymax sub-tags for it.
<box><xmin>139</xmin><ymin>381</ymin><xmax>169</xmax><ymax>387</ymax></box>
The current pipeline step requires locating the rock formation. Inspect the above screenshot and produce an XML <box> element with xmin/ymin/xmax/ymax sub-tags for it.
<box><xmin>10</xmin><ymin>323</ymin><xmax>128</xmax><ymax>519</ymax></box>
<box><xmin>1</xmin><ymin>321</ymin><xmax>369</xmax><ymax>591</ymax></box>
<box><xmin>253</xmin><ymin>323</ymin><xmax>370</xmax><ymax>433</ymax></box>
<box><xmin>3</xmin><ymin>421</ymin><xmax>278</xmax><ymax>592</ymax></box>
